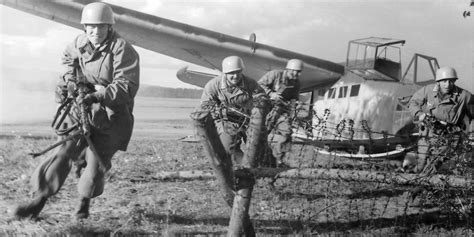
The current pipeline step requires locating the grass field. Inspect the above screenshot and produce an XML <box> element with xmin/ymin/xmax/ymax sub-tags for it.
<box><xmin>0</xmin><ymin>97</ymin><xmax>472</xmax><ymax>235</ymax></box>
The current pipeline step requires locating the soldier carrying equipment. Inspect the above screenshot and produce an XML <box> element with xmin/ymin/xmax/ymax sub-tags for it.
<box><xmin>12</xmin><ymin>2</ymin><xmax>140</xmax><ymax>221</ymax></box>
<box><xmin>30</xmin><ymin>71</ymin><xmax>107</xmax><ymax>173</ymax></box>
<box><xmin>194</xmin><ymin>56</ymin><xmax>269</xmax><ymax>235</ymax></box>
<box><xmin>258</xmin><ymin>59</ymin><xmax>303</xmax><ymax>167</ymax></box>
<box><xmin>405</xmin><ymin>66</ymin><xmax>473</xmax><ymax>174</ymax></box>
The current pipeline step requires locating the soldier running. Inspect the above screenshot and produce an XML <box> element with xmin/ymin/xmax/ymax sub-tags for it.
<box><xmin>13</xmin><ymin>2</ymin><xmax>140</xmax><ymax>220</ymax></box>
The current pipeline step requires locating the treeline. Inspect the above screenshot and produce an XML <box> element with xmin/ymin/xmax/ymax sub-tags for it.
<box><xmin>138</xmin><ymin>84</ymin><xmax>202</xmax><ymax>98</ymax></box>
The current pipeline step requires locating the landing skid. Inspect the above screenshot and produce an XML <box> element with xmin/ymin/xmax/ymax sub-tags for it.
<box><xmin>292</xmin><ymin>131</ymin><xmax>417</xmax><ymax>161</ymax></box>
<box><xmin>314</xmin><ymin>145</ymin><xmax>415</xmax><ymax>162</ymax></box>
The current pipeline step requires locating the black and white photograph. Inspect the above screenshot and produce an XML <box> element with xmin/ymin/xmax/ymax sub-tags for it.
<box><xmin>0</xmin><ymin>0</ymin><xmax>472</xmax><ymax>235</ymax></box>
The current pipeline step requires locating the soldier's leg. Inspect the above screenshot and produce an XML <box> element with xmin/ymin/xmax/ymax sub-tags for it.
<box><xmin>268</xmin><ymin>113</ymin><xmax>292</xmax><ymax>166</ymax></box>
<box><xmin>277</xmin><ymin>114</ymin><xmax>293</xmax><ymax>157</ymax></box>
<box><xmin>429</xmin><ymin>132</ymin><xmax>462</xmax><ymax>174</ymax></box>
<box><xmin>217</xmin><ymin>121</ymin><xmax>243</xmax><ymax>165</ymax></box>
<box><xmin>209</xmin><ymin>120</ymin><xmax>237</xmax><ymax>206</ymax></box>
<box><xmin>418</xmin><ymin>131</ymin><xmax>444</xmax><ymax>174</ymax></box>
<box><xmin>13</xmin><ymin>135</ymin><xmax>86</xmax><ymax>219</ymax></box>
<box><xmin>415</xmin><ymin>137</ymin><xmax>430</xmax><ymax>173</ymax></box>
<box><xmin>76</xmin><ymin>137</ymin><xmax>116</xmax><ymax>219</ymax></box>
<box><xmin>77</xmin><ymin>147</ymin><xmax>114</xmax><ymax>198</ymax></box>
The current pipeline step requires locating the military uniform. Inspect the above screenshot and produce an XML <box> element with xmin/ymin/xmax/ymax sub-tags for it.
<box><xmin>409</xmin><ymin>84</ymin><xmax>473</xmax><ymax>131</ymax></box>
<box><xmin>408</xmin><ymin>84</ymin><xmax>473</xmax><ymax>173</ymax></box>
<box><xmin>258</xmin><ymin>70</ymin><xmax>300</xmax><ymax>163</ymax></box>
<box><xmin>32</xmin><ymin>30</ymin><xmax>140</xmax><ymax>199</ymax></box>
<box><xmin>200</xmin><ymin>74</ymin><xmax>266</xmax><ymax>163</ymax></box>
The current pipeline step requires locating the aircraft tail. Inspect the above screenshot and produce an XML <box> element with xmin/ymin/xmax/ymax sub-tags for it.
<box><xmin>176</xmin><ymin>67</ymin><xmax>218</xmax><ymax>88</ymax></box>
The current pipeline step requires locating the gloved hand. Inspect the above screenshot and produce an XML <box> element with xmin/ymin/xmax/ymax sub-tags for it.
<box><xmin>77</xmin><ymin>93</ymin><xmax>100</xmax><ymax>106</ymax></box>
<box><xmin>270</xmin><ymin>92</ymin><xmax>282</xmax><ymax>101</ymax></box>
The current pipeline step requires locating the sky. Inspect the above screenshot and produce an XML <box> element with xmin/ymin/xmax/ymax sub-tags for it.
<box><xmin>0</xmin><ymin>0</ymin><xmax>472</xmax><ymax>126</ymax></box>
<box><xmin>0</xmin><ymin>0</ymin><xmax>472</xmax><ymax>92</ymax></box>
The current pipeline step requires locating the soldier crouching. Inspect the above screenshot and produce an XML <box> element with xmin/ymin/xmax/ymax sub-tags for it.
<box><xmin>404</xmin><ymin>66</ymin><xmax>473</xmax><ymax>174</ymax></box>
<box><xmin>191</xmin><ymin>56</ymin><xmax>269</xmax><ymax>235</ymax></box>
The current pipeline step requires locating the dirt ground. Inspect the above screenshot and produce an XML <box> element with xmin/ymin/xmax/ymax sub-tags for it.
<box><xmin>0</xmin><ymin>111</ymin><xmax>472</xmax><ymax>235</ymax></box>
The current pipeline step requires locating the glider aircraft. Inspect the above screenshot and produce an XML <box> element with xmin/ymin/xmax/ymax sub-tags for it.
<box><xmin>1</xmin><ymin>0</ymin><xmax>441</xmax><ymax>157</ymax></box>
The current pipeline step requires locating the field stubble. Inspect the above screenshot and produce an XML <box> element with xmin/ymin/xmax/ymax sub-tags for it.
<box><xmin>0</xmin><ymin>98</ymin><xmax>472</xmax><ymax>235</ymax></box>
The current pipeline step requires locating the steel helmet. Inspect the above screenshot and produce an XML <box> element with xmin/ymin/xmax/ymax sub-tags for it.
<box><xmin>435</xmin><ymin>67</ymin><xmax>457</xmax><ymax>81</ymax></box>
<box><xmin>286</xmin><ymin>59</ymin><xmax>304</xmax><ymax>71</ymax></box>
<box><xmin>222</xmin><ymin>56</ymin><xmax>244</xmax><ymax>73</ymax></box>
<box><xmin>81</xmin><ymin>2</ymin><xmax>115</xmax><ymax>25</ymax></box>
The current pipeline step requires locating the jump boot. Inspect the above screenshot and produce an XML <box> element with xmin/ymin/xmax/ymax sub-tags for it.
<box><xmin>13</xmin><ymin>196</ymin><xmax>47</xmax><ymax>219</ymax></box>
<box><xmin>75</xmin><ymin>197</ymin><xmax>90</xmax><ymax>219</ymax></box>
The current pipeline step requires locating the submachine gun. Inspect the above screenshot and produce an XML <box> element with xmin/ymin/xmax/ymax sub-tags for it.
<box><xmin>29</xmin><ymin>72</ymin><xmax>106</xmax><ymax>172</ymax></box>
<box><xmin>201</xmin><ymin>100</ymin><xmax>251</xmax><ymax>133</ymax></box>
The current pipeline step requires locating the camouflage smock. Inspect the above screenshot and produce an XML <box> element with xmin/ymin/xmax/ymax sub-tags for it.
<box><xmin>258</xmin><ymin>70</ymin><xmax>300</xmax><ymax>101</ymax></box>
<box><xmin>409</xmin><ymin>83</ymin><xmax>473</xmax><ymax>131</ymax></box>
<box><xmin>62</xmin><ymin>30</ymin><xmax>140</xmax><ymax>151</ymax></box>
<box><xmin>201</xmin><ymin>74</ymin><xmax>265</xmax><ymax>115</ymax></box>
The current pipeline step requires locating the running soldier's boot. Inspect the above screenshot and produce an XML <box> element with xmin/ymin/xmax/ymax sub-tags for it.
<box><xmin>13</xmin><ymin>196</ymin><xmax>47</xmax><ymax>219</ymax></box>
<box><xmin>75</xmin><ymin>197</ymin><xmax>90</xmax><ymax>219</ymax></box>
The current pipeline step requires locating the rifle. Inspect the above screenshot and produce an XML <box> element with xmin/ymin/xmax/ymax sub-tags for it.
<box><xmin>225</xmin><ymin>106</ymin><xmax>251</xmax><ymax>119</ymax></box>
<box><xmin>29</xmin><ymin>71</ymin><xmax>107</xmax><ymax>173</ymax></box>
